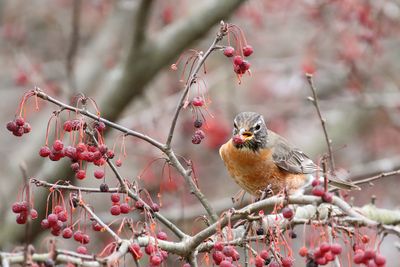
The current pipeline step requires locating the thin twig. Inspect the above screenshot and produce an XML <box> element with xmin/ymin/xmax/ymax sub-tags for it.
<box><xmin>19</xmin><ymin>163</ymin><xmax>31</xmax><ymax>265</ymax></box>
<box><xmin>353</xmin><ymin>169</ymin><xmax>400</xmax><ymax>186</ymax></box>
<box><xmin>306</xmin><ymin>74</ymin><xmax>335</xmax><ymax>172</ymax></box>
<box><xmin>31</xmin><ymin>178</ymin><xmax>120</xmax><ymax>193</ymax></box>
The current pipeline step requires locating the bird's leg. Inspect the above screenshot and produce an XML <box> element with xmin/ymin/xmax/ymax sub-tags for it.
<box><xmin>231</xmin><ymin>189</ymin><xmax>246</xmax><ymax>205</ymax></box>
<box><xmin>256</xmin><ymin>184</ymin><xmax>273</xmax><ymax>202</ymax></box>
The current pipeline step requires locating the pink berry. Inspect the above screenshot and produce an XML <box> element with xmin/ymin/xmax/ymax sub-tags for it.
<box><xmin>16</xmin><ymin>212</ymin><xmax>27</xmax><ymax>224</ymax></box>
<box><xmin>41</xmin><ymin>219</ymin><xmax>50</xmax><ymax>229</ymax></box>
<box><xmin>282</xmin><ymin>207</ymin><xmax>294</xmax><ymax>219</ymax></box>
<box><xmin>324</xmin><ymin>251</ymin><xmax>334</xmax><ymax>262</ymax></box>
<box><xmin>145</xmin><ymin>244</ymin><xmax>155</xmax><ymax>255</ymax></box>
<box><xmin>23</xmin><ymin>123</ymin><xmax>31</xmax><ymax>133</ymax></box>
<box><xmin>259</xmin><ymin>249</ymin><xmax>269</xmax><ymax>260</ymax></box>
<box><xmin>94</xmin><ymin>169</ymin><xmax>104</xmax><ymax>179</ymax></box>
<box><xmin>320</xmin><ymin>242</ymin><xmax>331</xmax><ymax>253</ymax></box>
<box><xmin>242</xmin><ymin>45</ymin><xmax>254</xmax><ymax>57</ymax></box>
<box><xmin>212</xmin><ymin>251</ymin><xmax>225</xmax><ymax>265</ymax></box>
<box><xmin>214</xmin><ymin>241</ymin><xmax>224</xmax><ymax>251</ymax></box>
<box><xmin>39</xmin><ymin>146</ymin><xmax>51</xmax><ymax>157</ymax></box>
<box><xmin>316</xmin><ymin>257</ymin><xmax>327</xmax><ymax>265</ymax></box>
<box><xmin>254</xmin><ymin>255</ymin><xmax>264</xmax><ymax>267</ymax></box>
<box><xmin>47</xmin><ymin>213</ymin><xmax>58</xmax><ymax>226</ymax></box>
<box><xmin>53</xmin><ymin>139</ymin><xmax>64</xmax><ymax>151</ymax></box>
<box><xmin>232</xmin><ymin>135</ymin><xmax>244</xmax><ymax>145</ymax></box>
<box><xmin>354</xmin><ymin>252</ymin><xmax>365</xmax><ymax>264</ymax></box>
<box><xmin>76</xmin><ymin>170</ymin><xmax>86</xmax><ymax>180</ymax></box>
<box><xmin>157</xmin><ymin>231</ymin><xmax>168</xmax><ymax>240</ymax></box>
<box><xmin>281</xmin><ymin>257</ymin><xmax>293</xmax><ymax>267</ymax></box>
<box><xmin>150</xmin><ymin>255</ymin><xmax>162</xmax><ymax>266</ymax></box>
<box><xmin>73</xmin><ymin>230</ymin><xmax>83</xmax><ymax>242</ymax></box>
<box><xmin>331</xmin><ymin>243</ymin><xmax>342</xmax><ymax>255</ymax></box>
<box><xmin>111</xmin><ymin>193</ymin><xmax>120</xmax><ymax>203</ymax></box>
<box><xmin>30</xmin><ymin>209</ymin><xmax>38</xmax><ymax>219</ymax></box>
<box><xmin>76</xmin><ymin>246</ymin><xmax>87</xmax><ymax>254</ymax></box>
<box><xmin>115</xmin><ymin>159</ymin><xmax>122</xmax><ymax>167</ymax></box>
<box><xmin>192</xmin><ymin>96</ymin><xmax>204</xmax><ymax>107</ymax></box>
<box><xmin>219</xmin><ymin>260</ymin><xmax>233</xmax><ymax>267</ymax></box>
<box><xmin>62</xmin><ymin>227</ymin><xmax>73</xmax><ymax>239</ymax></box>
<box><xmin>110</xmin><ymin>205</ymin><xmax>121</xmax><ymax>216</ymax></box>
<box><xmin>151</xmin><ymin>203</ymin><xmax>160</xmax><ymax>212</ymax></box>
<box><xmin>311</xmin><ymin>179</ymin><xmax>321</xmax><ymax>187</ymax></box>
<box><xmin>299</xmin><ymin>246</ymin><xmax>308</xmax><ymax>257</ymax></box>
<box><xmin>364</xmin><ymin>249</ymin><xmax>376</xmax><ymax>260</ymax></box>
<box><xmin>223</xmin><ymin>46</ymin><xmax>235</xmax><ymax>57</ymax></box>
<box><xmin>374</xmin><ymin>254</ymin><xmax>386</xmax><ymax>266</ymax></box>
<box><xmin>312</xmin><ymin>185</ymin><xmax>325</xmax><ymax>197</ymax></box>
<box><xmin>120</xmin><ymin>203</ymin><xmax>130</xmax><ymax>214</ymax></box>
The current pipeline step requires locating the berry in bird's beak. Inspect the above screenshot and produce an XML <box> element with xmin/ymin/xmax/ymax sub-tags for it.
<box><xmin>232</xmin><ymin>135</ymin><xmax>244</xmax><ymax>145</ymax></box>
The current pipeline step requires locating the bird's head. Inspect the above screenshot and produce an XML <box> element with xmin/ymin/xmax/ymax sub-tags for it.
<box><xmin>231</xmin><ymin>112</ymin><xmax>268</xmax><ymax>151</ymax></box>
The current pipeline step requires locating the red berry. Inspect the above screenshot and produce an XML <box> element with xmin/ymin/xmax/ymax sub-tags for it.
<box><xmin>135</xmin><ymin>200</ymin><xmax>144</xmax><ymax>210</ymax></box>
<box><xmin>150</xmin><ymin>255</ymin><xmax>162</xmax><ymax>266</ymax></box>
<box><xmin>30</xmin><ymin>209</ymin><xmax>38</xmax><ymax>219</ymax></box>
<box><xmin>311</xmin><ymin>179</ymin><xmax>320</xmax><ymax>187</ymax></box>
<box><xmin>129</xmin><ymin>243</ymin><xmax>143</xmax><ymax>260</ymax></box>
<box><xmin>214</xmin><ymin>241</ymin><xmax>224</xmax><ymax>251</ymax></box>
<box><xmin>76</xmin><ymin>142</ymin><xmax>86</xmax><ymax>153</ymax></box>
<box><xmin>354</xmin><ymin>252</ymin><xmax>365</xmax><ymax>264</ymax></box>
<box><xmin>223</xmin><ymin>46</ymin><xmax>235</xmax><ymax>57</ymax></box>
<box><xmin>39</xmin><ymin>146</ymin><xmax>51</xmax><ymax>157</ymax></box>
<box><xmin>212</xmin><ymin>251</ymin><xmax>225</xmax><ymax>265</ymax></box>
<box><xmin>52</xmin><ymin>220</ymin><xmax>63</xmax><ymax>231</ymax></box>
<box><xmin>50</xmin><ymin>228</ymin><xmax>61</xmax><ymax>236</ymax></box>
<box><xmin>47</xmin><ymin>213</ymin><xmax>58</xmax><ymax>226</ymax></box>
<box><xmin>76</xmin><ymin>246</ymin><xmax>87</xmax><ymax>254</ymax></box>
<box><xmin>331</xmin><ymin>243</ymin><xmax>342</xmax><ymax>255</ymax></box>
<box><xmin>120</xmin><ymin>203</ymin><xmax>130</xmax><ymax>214</ymax></box>
<box><xmin>374</xmin><ymin>254</ymin><xmax>386</xmax><ymax>266</ymax></box>
<box><xmin>62</xmin><ymin>227</ymin><xmax>73</xmax><ymax>239</ymax></box>
<box><xmin>231</xmin><ymin>249</ymin><xmax>240</xmax><ymax>261</ymax></box>
<box><xmin>157</xmin><ymin>231</ymin><xmax>168</xmax><ymax>240</ymax></box>
<box><xmin>282</xmin><ymin>207</ymin><xmax>294</xmax><ymax>219</ymax></box>
<box><xmin>312</xmin><ymin>185</ymin><xmax>325</xmax><ymax>197</ymax></box>
<box><xmin>76</xmin><ymin>170</ymin><xmax>86</xmax><ymax>180</ymax></box>
<box><xmin>254</xmin><ymin>255</ymin><xmax>264</xmax><ymax>267</ymax></box>
<box><xmin>222</xmin><ymin>246</ymin><xmax>234</xmax><ymax>257</ymax></box>
<box><xmin>192</xmin><ymin>96</ymin><xmax>204</xmax><ymax>107</ymax></box>
<box><xmin>115</xmin><ymin>159</ymin><xmax>122</xmax><ymax>167</ymax></box>
<box><xmin>98</xmin><ymin>144</ymin><xmax>108</xmax><ymax>154</ymax></box>
<box><xmin>191</xmin><ymin>134</ymin><xmax>202</xmax><ymax>144</ymax></box>
<box><xmin>6</xmin><ymin>121</ymin><xmax>17</xmax><ymax>132</ymax></box>
<box><xmin>64</xmin><ymin>146</ymin><xmax>77</xmax><ymax>159</ymax></box>
<box><xmin>364</xmin><ymin>249</ymin><xmax>376</xmax><ymax>260</ymax></box>
<box><xmin>281</xmin><ymin>257</ymin><xmax>293</xmax><ymax>267</ymax></box>
<box><xmin>219</xmin><ymin>260</ymin><xmax>233</xmax><ymax>267</ymax></box>
<box><xmin>316</xmin><ymin>257</ymin><xmax>327</xmax><ymax>265</ymax></box>
<box><xmin>23</xmin><ymin>123</ymin><xmax>31</xmax><ymax>133</ymax></box>
<box><xmin>41</xmin><ymin>219</ymin><xmax>50</xmax><ymax>229</ymax></box>
<box><xmin>57</xmin><ymin>211</ymin><xmax>68</xmax><ymax>222</ymax></box>
<box><xmin>151</xmin><ymin>203</ymin><xmax>160</xmax><ymax>212</ymax></box>
<box><xmin>106</xmin><ymin>150</ymin><xmax>115</xmax><ymax>159</ymax></box>
<box><xmin>324</xmin><ymin>251</ymin><xmax>334</xmax><ymax>262</ymax></box>
<box><xmin>110</xmin><ymin>205</ymin><xmax>121</xmax><ymax>216</ymax></box>
<box><xmin>73</xmin><ymin>230</ymin><xmax>83</xmax><ymax>242</ymax></box>
<box><xmin>63</xmin><ymin>121</ymin><xmax>73</xmax><ymax>132</ymax></box>
<box><xmin>15</xmin><ymin>116</ymin><xmax>25</xmax><ymax>126</ymax></box>
<box><xmin>11</xmin><ymin>202</ymin><xmax>22</xmax><ymax>213</ymax></box>
<box><xmin>111</xmin><ymin>193</ymin><xmax>120</xmax><ymax>203</ymax></box>
<box><xmin>233</xmin><ymin>55</ymin><xmax>243</xmax><ymax>65</ymax></box>
<box><xmin>322</xmin><ymin>192</ymin><xmax>333</xmax><ymax>203</ymax></box>
<box><xmin>320</xmin><ymin>242</ymin><xmax>331</xmax><ymax>253</ymax></box>
<box><xmin>145</xmin><ymin>244</ymin><xmax>155</xmax><ymax>255</ymax></box>
<box><xmin>71</xmin><ymin>162</ymin><xmax>80</xmax><ymax>172</ymax></box>
<box><xmin>362</xmin><ymin>234</ymin><xmax>370</xmax><ymax>244</ymax></box>
<box><xmin>16</xmin><ymin>212</ymin><xmax>27</xmax><ymax>224</ymax></box>
<box><xmin>299</xmin><ymin>246</ymin><xmax>308</xmax><ymax>257</ymax></box>
<box><xmin>314</xmin><ymin>248</ymin><xmax>322</xmax><ymax>259</ymax></box>
<box><xmin>94</xmin><ymin>169</ymin><xmax>104</xmax><ymax>179</ymax></box>
<box><xmin>54</xmin><ymin>205</ymin><xmax>63</xmax><ymax>214</ymax></box>
<box><xmin>81</xmin><ymin>234</ymin><xmax>90</xmax><ymax>244</ymax></box>
<box><xmin>239</xmin><ymin>60</ymin><xmax>251</xmax><ymax>71</ymax></box>
<box><xmin>242</xmin><ymin>45</ymin><xmax>254</xmax><ymax>57</ymax></box>
<box><xmin>94</xmin><ymin>121</ymin><xmax>106</xmax><ymax>132</ymax></box>
<box><xmin>232</xmin><ymin>135</ymin><xmax>244</xmax><ymax>145</ymax></box>
<box><xmin>92</xmin><ymin>222</ymin><xmax>103</xmax><ymax>231</ymax></box>
<box><xmin>53</xmin><ymin>140</ymin><xmax>64</xmax><ymax>151</ymax></box>
<box><xmin>259</xmin><ymin>249</ymin><xmax>269</xmax><ymax>260</ymax></box>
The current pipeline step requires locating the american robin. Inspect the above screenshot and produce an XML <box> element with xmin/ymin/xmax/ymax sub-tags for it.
<box><xmin>219</xmin><ymin>112</ymin><xmax>358</xmax><ymax>196</ymax></box>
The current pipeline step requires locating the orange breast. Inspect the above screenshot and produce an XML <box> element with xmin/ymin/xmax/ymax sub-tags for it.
<box><xmin>219</xmin><ymin>140</ymin><xmax>307</xmax><ymax>196</ymax></box>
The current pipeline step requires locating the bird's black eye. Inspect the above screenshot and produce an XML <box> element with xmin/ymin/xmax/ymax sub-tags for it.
<box><xmin>254</xmin><ymin>124</ymin><xmax>261</xmax><ymax>131</ymax></box>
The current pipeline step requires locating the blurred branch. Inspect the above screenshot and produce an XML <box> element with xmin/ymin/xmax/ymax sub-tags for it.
<box><xmin>132</xmin><ymin>0</ymin><xmax>154</xmax><ymax>50</ymax></box>
<box><xmin>353</xmin><ymin>168</ymin><xmax>400</xmax><ymax>187</ymax></box>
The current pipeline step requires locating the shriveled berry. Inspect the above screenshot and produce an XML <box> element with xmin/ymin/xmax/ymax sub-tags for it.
<box><xmin>15</xmin><ymin>116</ymin><xmax>25</xmax><ymax>126</ymax></box>
<box><xmin>299</xmin><ymin>246</ymin><xmax>308</xmax><ymax>257</ymax></box>
<box><xmin>6</xmin><ymin>121</ymin><xmax>17</xmax><ymax>132</ymax></box>
<box><xmin>110</xmin><ymin>205</ymin><xmax>121</xmax><ymax>216</ymax></box>
<box><xmin>98</xmin><ymin>144</ymin><xmax>108</xmax><ymax>154</ymax></box>
<box><xmin>195</xmin><ymin>129</ymin><xmax>205</xmax><ymax>139</ymax></box>
<box><xmin>151</xmin><ymin>203</ymin><xmax>160</xmax><ymax>212</ymax></box>
<box><xmin>223</xmin><ymin>46</ymin><xmax>235</xmax><ymax>57</ymax></box>
<box><xmin>76</xmin><ymin>170</ymin><xmax>86</xmax><ymax>180</ymax></box>
<box><xmin>330</xmin><ymin>243</ymin><xmax>342</xmax><ymax>255</ymax></box>
<box><xmin>192</xmin><ymin>96</ymin><xmax>204</xmax><ymax>107</ymax></box>
<box><xmin>62</xmin><ymin>227</ymin><xmax>73</xmax><ymax>239</ymax></box>
<box><xmin>39</xmin><ymin>146</ymin><xmax>51</xmax><ymax>157</ymax></box>
<box><xmin>70</xmin><ymin>162</ymin><xmax>80</xmax><ymax>172</ymax></box>
<box><xmin>76</xmin><ymin>246</ymin><xmax>87</xmax><ymax>254</ymax></box>
<box><xmin>111</xmin><ymin>193</ymin><xmax>120</xmax><ymax>203</ymax></box>
<box><xmin>282</xmin><ymin>207</ymin><xmax>294</xmax><ymax>219</ymax></box>
<box><xmin>312</xmin><ymin>185</ymin><xmax>325</xmax><ymax>197</ymax></box>
<box><xmin>233</xmin><ymin>55</ymin><xmax>243</xmax><ymax>65</ymax></box>
<box><xmin>120</xmin><ymin>203</ymin><xmax>130</xmax><ymax>214</ymax></box>
<box><xmin>193</xmin><ymin>119</ymin><xmax>203</xmax><ymax>128</ymax></box>
<box><xmin>100</xmin><ymin>183</ymin><xmax>109</xmax><ymax>192</ymax></box>
<box><xmin>157</xmin><ymin>231</ymin><xmax>168</xmax><ymax>240</ymax></box>
<box><xmin>322</xmin><ymin>192</ymin><xmax>333</xmax><ymax>203</ymax></box>
<box><xmin>222</xmin><ymin>246</ymin><xmax>234</xmax><ymax>257</ymax></box>
<box><xmin>191</xmin><ymin>134</ymin><xmax>202</xmax><ymax>144</ymax></box>
<box><xmin>94</xmin><ymin>169</ymin><xmax>104</xmax><ymax>179</ymax></box>
<box><xmin>23</xmin><ymin>123</ymin><xmax>31</xmax><ymax>133</ymax></box>
<box><xmin>53</xmin><ymin>140</ymin><xmax>64</xmax><ymax>151</ymax></box>
<box><xmin>30</xmin><ymin>209</ymin><xmax>38</xmax><ymax>219</ymax></box>
<box><xmin>243</xmin><ymin>45</ymin><xmax>254</xmax><ymax>57</ymax></box>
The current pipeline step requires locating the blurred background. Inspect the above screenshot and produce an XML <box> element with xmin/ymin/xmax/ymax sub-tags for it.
<box><xmin>0</xmin><ymin>0</ymin><xmax>400</xmax><ymax>265</ymax></box>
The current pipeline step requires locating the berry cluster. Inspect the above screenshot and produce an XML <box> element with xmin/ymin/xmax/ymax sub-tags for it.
<box><xmin>40</xmin><ymin>205</ymin><xmax>69</xmax><ymax>236</ymax></box>
<box><xmin>110</xmin><ymin>193</ymin><xmax>131</xmax><ymax>216</ymax></box>
<box><xmin>211</xmin><ymin>243</ymin><xmax>241</xmax><ymax>267</ymax></box>
<box><xmin>144</xmin><ymin>241</ymin><xmax>169</xmax><ymax>266</ymax></box>
<box><xmin>353</xmin><ymin>246</ymin><xmax>386</xmax><ymax>266</ymax></box>
<box><xmin>299</xmin><ymin>242</ymin><xmax>342</xmax><ymax>266</ymax></box>
<box><xmin>11</xmin><ymin>201</ymin><xmax>38</xmax><ymax>224</ymax></box>
<box><xmin>190</xmin><ymin>96</ymin><xmax>207</xmax><ymax>145</ymax></box>
<box><xmin>6</xmin><ymin>116</ymin><xmax>31</xmax><ymax>137</ymax></box>
<box><xmin>311</xmin><ymin>179</ymin><xmax>333</xmax><ymax>203</ymax></box>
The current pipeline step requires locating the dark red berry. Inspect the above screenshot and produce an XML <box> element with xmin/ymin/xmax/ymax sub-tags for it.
<box><xmin>106</xmin><ymin>150</ymin><xmax>115</xmax><ymax>159</ymax></box>
<box><xmin>110</xmin><ymin>205</ymin><xmax>121</xmax><ymax>216</ymax></box>
<box><xmin>50</xmin><ymin>228</ymin><xmax>61</xmax><ymax>236</ymax></box>
<box><xmin>193</xmin><ymin>119</ymin><xmax>203</xmax><ymax>128</ymax></box>
<box><xmin>100</xmin><ymin>183</ymin><xmax>109</xmax><ymax>192</ymax></box>
<box><xmin>214</xmin><ymin>241</ymin><xmax>224</xmax><ymax>251</ymax></box>
<box><xmin>16</xmin><ymin>212</ymin><xmax>27</xmax><ymax>224</ymax></box>
<box><xmin>191</xmin><ymin>134</ymin><xmax>202</xmax><ymax>144</ymax></box>
<box><xmin>374</xmin><ymin>254</ymin><xmax>386</xmax><ymax>266</ymax></box>
<box><xmin>212</xmin><ymin>251</ymin><xmax>225</xmax><ymax>265</ymax></box>
<box><xmin>98</xmin><ymin>144</ymin><xmax>108</xmax><ymax>154</ymax></box>
<box><xmin>242</xmin><ymin>45</ymin><xmax>254</xmax><ymax>57</ymax></box>
<box><xmin>311</xmin><ymin>179</ymin><xmax>320</xmax><ymax>187</ymax></box>
<box><xmin>63</xmin><ymin>121</ymin><xmax>73</xmax><ymax>132</ymax></box>
<box><xmin>223</xmin><ymin>46</ymin><xmax>235</xmax><ymax>57</ymax></box>
<box><xmin>92</xmin><ymin>222</ymin><xmax>103</xmax><ymax>231</ymax></box>
<box><xmin>81</xmin><ymin>234</ymin><xmax>90</xmax><ymax>244</ymax></box>
<box><xmin>111</xmin><ymin>193</ymin><xmax>120</xmax><ymax>203</ymax></box>
<box><xmin>6</xmin><ymin>121</ymin><xmax>17</xmax><ymax>132</ymax></box>
<box><xmin>239</xmin><ymin>60</ymin><xmax>251</xmax><ymax>71</ymax></box>
<box><xmin>73</xmin><ymin>230</ymin><xmax>83</xmax><ymax>242</ymax></box>
<box><xmin>282</xmin><ymin>207</ymin><xmax>294</xmax><ymax>219</ymax></box>
<box><xmin>12</xmin><ymin>127</ymin><xmax>24</xmax><ymax>136</ymax></box>
<box><xmin>15</xmin><ymin>116</ymin><xmax>25</xmax><ymax>126</ymax></box>
<box><xmin>120</xmin><ymin>203</ymin><xmax>130</xmax><ymax>214</ymax></box>
<box><xmin>233</xmin><ymin>55</ymin><xmax>243</xmax><ymax>65</ymax></box>
<box><xmin>322</xmin><ymin>192</ymin><xmax>333</xmax><ymax>203</ymax></box>
<box><xmin>62</xmin><ymin>227</ymin><xmax>73</xmax><ymax>239</ymax></box>
<box><xmin>94</xmin><ymin>121</ymin><xmax>106</xmax><ymax>132</ymax></box>
<box><xmin>12</xmin><ymin>202</ymin><xmax>23</xmax><ymax>213</ymax></box>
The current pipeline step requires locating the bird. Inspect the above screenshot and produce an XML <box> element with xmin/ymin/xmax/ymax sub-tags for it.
<box><xmin>219</xmin><ymin>111</ymin><xmax>358</xmax><ymax>196</ymax></box>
